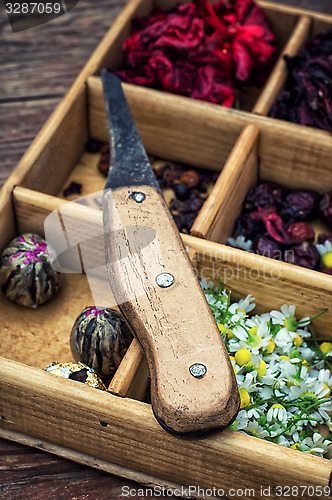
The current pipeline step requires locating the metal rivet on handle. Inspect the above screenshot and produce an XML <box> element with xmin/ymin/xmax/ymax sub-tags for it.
<box><xmin>189</xmin><ymin>363</ymin><xmax>207</xmax><ymax>379</ymax></box>
<box><xmin>156</xmin><ymin>273</ymin><xmax>174</xmax><ymax>288</ymax></box>
<box><xmin>130</xmin><ymin>191</ymin><xmax>146</xmax><ymax>203</ymax></box>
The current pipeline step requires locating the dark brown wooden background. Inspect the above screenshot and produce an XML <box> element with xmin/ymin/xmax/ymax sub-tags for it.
<box><xmin>1</xmin><ymin>0</ymin><xmax>332</xmax><ymax>498</ymax></box>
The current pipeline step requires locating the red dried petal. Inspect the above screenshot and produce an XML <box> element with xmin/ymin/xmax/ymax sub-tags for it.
<box><xmin>116</xmin><ymin>0</ymin><xmax>276</xmax><ymax>104</ymax></box>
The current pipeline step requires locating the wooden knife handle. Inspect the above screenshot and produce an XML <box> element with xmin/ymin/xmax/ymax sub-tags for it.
<box><xmin>103</xmin><ymin>185</ymin><xmax>240</xmax><ymax>434</ymax></box>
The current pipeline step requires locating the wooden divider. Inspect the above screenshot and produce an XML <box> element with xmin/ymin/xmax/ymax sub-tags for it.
<box><xmin>191</xmin><ymin>124</ymin><xmax>259</xmax><ymax>240</ymax></box>
<box><xmin>253</xmin><ymin>15</ymin><xmax>311</xmax><ymax>116</ymax></box>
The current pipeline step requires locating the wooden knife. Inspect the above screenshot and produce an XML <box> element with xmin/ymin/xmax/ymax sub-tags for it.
<box><xmin>101</xmin><ymin>70</ymin><xmax>240</xmax><ymax>435</ymax></box>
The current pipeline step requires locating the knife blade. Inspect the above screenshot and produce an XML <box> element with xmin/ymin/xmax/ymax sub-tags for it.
<box><xmin>101</xmin><ymin>69</ymin><xmax>240</xmax><ymax>435</ymax></box>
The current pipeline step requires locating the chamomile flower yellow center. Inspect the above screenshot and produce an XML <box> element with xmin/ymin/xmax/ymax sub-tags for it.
<box><xmin>265</xmin><ymin>339</ymin><xmax>275</xmax><ymax>354</ymax></box>
<box><xmin>247</xmin><ymin>359</ymin><xmax>266</xmax><ymax>378</ymax></box>
<box><xmin>271</xmin><ymin>403</ymin><xmax>285</xmax><ymax>409</ymax></box>
<box><xmin>302</xmin><ymin>359</ymin><xmax>310</xmax><ymax>372</ymax></box>
<box><xmin>290</xmin><ymin>443</ymin><xmax>301</xmax><ymax>450</ymax></box>
<box><xmin>320</xmin><ymin>342</ymin><xmax>332</xmax><ymax>356</ymax></box>
<box><xmin>293</xmin><ymin>333</ymin><xmax>302</xmax><ymax>348</ymax></box>
<box><xmin>239</xmin><ymin>388</ymin><xmax>250</xmax><ymax>409</ymax></box>
<box><xmin>280</xmin><ymin>355</ymin><xmax>290</xmax><ymax>361</ymax></box>
<box><xmin>218</xmin><ymin>323</ymin><xmax>226</xmax><ymax>334</ymax></box>
<box><xmin>235</xmin><ymin>348</ymin><xmax>251</xmax><ymax>366</ymax></box>
<box><xmin>249</xmin><ymin>326</ymin><xmax>259</xmax><ymax>335</ymax></box>
<box><xmin>227</xmin><ymin>329</ymin><xmax>234</xmax><ymax>339</ymax></box>
<box><xmin>322</xmin><ymin>251</ymin><xmax>332</xmax><ymax>268</ymax></box>
<box><xmin>322</xmin><ymin>383</ymin><xmax>331</xmax><ymax>398</ymax></box>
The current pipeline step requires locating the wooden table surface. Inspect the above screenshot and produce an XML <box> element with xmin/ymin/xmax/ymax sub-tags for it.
<box><xmin>1</xmin><ymin>0</ymin><xmax>332</xmax><ymax>498</ymax></box>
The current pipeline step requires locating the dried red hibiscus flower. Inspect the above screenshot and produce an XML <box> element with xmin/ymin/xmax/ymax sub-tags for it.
<box><xmin>115</xmin><ymin>0</ymin><xmax>276</xmax><ymax>106</ymax></box>
<box><xmin>270</xmin><ymin>29</ymin><xmax>332</xmax><ymax>132</ymax></box>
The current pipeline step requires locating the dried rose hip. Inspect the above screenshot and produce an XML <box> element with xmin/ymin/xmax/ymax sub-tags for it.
<box><xmin>284</xmin><ymin>242</ymin><xmax>320</xmax><ymax>270</ymax></box>
<box><xmin>286</xmin><ymin>222</ymin><xmax>315</xmax><ymax>243</ymax></box>
<box><xmin>160</xmin><ymin>165</ymin><xmax>175</xmax><ymax>187</ymax></box>
<box><xmin>244</xmin><ymin>182</ymin><xmax>285</xmax><ymax>212</ymax></box>
<box><xmin>252</xmin><ymin>235</ymin><xmax>282</xmax><ymax>259</ymax></box>
<box><xmin>173</xmin><ymin>183</ymin><xmax>190</xmax><ymax>201</ymax></box>
<box><xmin>172</xmin><ymin>213</ymin><xmax>186</xmax><ymax>232</ymax></box>
<box><xmin>181</xmin><ymin>193</ymin><xmax>206</xmax><ymax>213</ymax></box>
<box><xmin>280</xmin><ymin>190</ymin><xmax>320</xmax><ymax>222</ymax></box>
<box><xmin>180</xmin><ymin>170</ymin><xmax>200</xmax><ymax>189</ymax></box>
<box><xmin>85</xmin><ymin>138</ymin><xmax>102</xmax><ymax>153</ymax></box>
<box><xmin>197</xmin><ymin>181</ymin><xmax>207</xmax><ymax>193</ymax></box>
<box><xmin>319</xmin><ymin>191</ymin><xmax>332</xmax><ymax>228</ymax></box>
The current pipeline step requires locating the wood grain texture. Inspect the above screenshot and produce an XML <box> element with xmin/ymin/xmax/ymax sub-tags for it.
<box><xmin>2</xmin><ymin>0</ymin><xmax>332</xmax><ymax>496</ymax></box>
<box><xmin>103</xmin><ymin>186</ymin><xmax>239</xmax><ymax>433</ymax></box>
<box><xmin>0</xmin><ymin>430</ymin><xmax>167</xmax><ymax>500</ymax></box>
<box><xmin>0</xmin><ymin>0</ymin><xmax>128</xmax><ymax>187</ymax></box>
<box><xmin>1</xmin><ymin>357</ymin><xmax>331</xmax><ymax>500</ymax></box>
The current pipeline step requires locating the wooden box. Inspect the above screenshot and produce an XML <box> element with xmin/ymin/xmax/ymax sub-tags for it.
<box><xmin>1</xmin><ymin>1</ymin><xmax>332</xmax><ymax>499</ymax></box>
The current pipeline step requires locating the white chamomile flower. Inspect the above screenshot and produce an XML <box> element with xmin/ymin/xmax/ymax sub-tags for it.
<box><xmin>301</xmin><ymin>433</ymin><xmax>332</xmax><ymax>457</ymax></box>
<box><xmin>201</xmin><ymin>284</ymin><xmax>331</xmax><ymax>454</ymax></box>
<box><xmin>274</xmin><ymin>328</ymin><xmax>297</xmax><ymax>351</ymax></box>
<box><xmin>245</xmin><ymin>420</ymin><xmax>269</xmax><ymax>439</ymax></box>
<box><xmin>237</xmin><ymin>372</ymin><xmax>258</xmax><ymax>394</ymax></box>
<box><xmin>271</xmin><ymin>304</ymin><xmax>296</xmax><ymax>325</ymax></box>
<box><xmin>230</xmin><ymin>323</ymin><xmax>271</xmax><ymax>355</ymax></box>
<box><xmin>276</xmin><ymin>435</ymin><xmax>291</xmax><ymax>447</ymax></box>
<box><xmin>246</xmin><ymin>312</ymin><xmax>272</xmax><ymax>328</ymax></box>
<box><xmin>271</xmin><ymin>304</ymin><xmax>310</xmax><ymax>332</ymax></box>
<box><xmin>235</xmin><ymin>410</ymin><xmax>249</xmax><ymax>430</ymax></box>
<box><xmin>227</xmin><ymin>235</ymin><xmax>253</xmax><ymax>252</ymax></box>
<box><xmin>317</xmin><ymin>368</ymin><xmax>332</xmax><ymax>387</ymax></box>
<box><xmin>316</xmin><ymin>240</ymin><xmax>332</xmax><ymax>257</ymax></box>
<box><xmin>229</xmin><ymin>295</ymin><xmax>255</xmax><ymax>317</ymax></box>
<box><xmin>199</xmin><ymin>279</ymin><xmax>214</xmax><ymax>291</ymax></box>
<box><xmin>267</xmin><ymin>404</ymin><xmax>288</xmax><ymax>424</ymax></box>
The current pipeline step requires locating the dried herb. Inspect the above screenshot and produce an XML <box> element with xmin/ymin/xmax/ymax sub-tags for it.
<box><xmin>229</xmin><ymin>181</ymin><xmax>332</xmax><ymax>273</ymax></box>
<box><xmin>115</xmin><ymin>0</ymin><xmax>276</xmax><ymax>106</ymax></box>
<box><xmin>270</xmin><ymin>29</ymin><xmax>332</xmax><ymax>132</ymax></box>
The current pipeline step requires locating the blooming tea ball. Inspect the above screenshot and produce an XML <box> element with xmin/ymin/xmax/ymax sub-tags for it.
<box><xmin>0</xmin><ymin>233</ymin><xmax>61</xmax><ymax>308</ymax></box>
<box><xmin>70</xmin><ymin>306</ymin><xmax>133</xmax><ymax>377</ymax></box>
<box><xmin>45</xmin><ymin>362</ymin><xmax>107</xmax><ymax>390</ymax></box>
